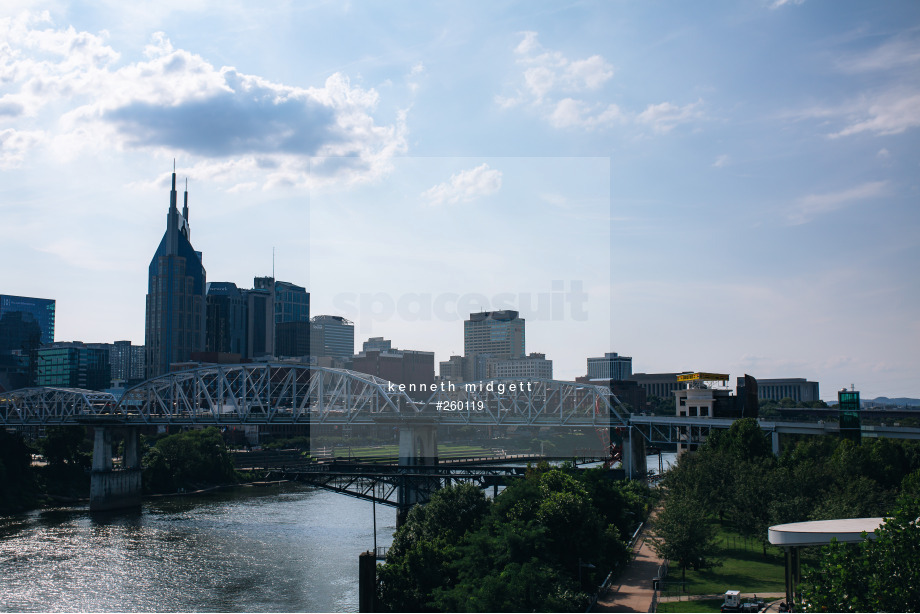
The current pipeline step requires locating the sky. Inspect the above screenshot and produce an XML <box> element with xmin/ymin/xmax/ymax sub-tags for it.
<box><xmin>1</xmin><ymin>1</ymin><xmax>918</xmax><ymax>400</ymax></box>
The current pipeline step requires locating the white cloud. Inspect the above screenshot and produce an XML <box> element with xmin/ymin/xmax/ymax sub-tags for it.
<box><xmin>712</xmin><ymin>154</ymin><xmax>730</xmax><ymax>168</ymax></box>
<box><xmin>787</xmin><ymin>180</ymin><xmax>887</xmax><ymax>225</ymax></box>
<box><xmin>836</xmin><ymin>36</ymin><xmax>920</xmax><ymax>74</ymax></box>
<box><xmin>0</xmin><ymin>127</ymin><xmax>44</xmax><ymax>168</ymax></box>
<box><xmin>549</xmin><ymin>98</ymin><xmax>622</xmax><ymax>129</ymax></box>
<box><xmin>499</xmin><ymin>31</ymin><xmax>620</xmax><ymax>129</ymax></box>
<box><xmin>829</xmin><ymin>91</ymin><xmax>920</xmax><ymax>138</ymax></box>
<box><xmin>567</xmin><ymin>55</ymin><xmax>614</xmax><ymax>90</ymax></box>
<box><xmin>421</xmin><ymin>163</ymin><xmax>502</xmax><ymax>206</ymax></box>
<box><xmin>769</xmin><ymin>0</ymin><xmax>805</xmax><ymax>8</ymax></box>
<box><xmin>635</xmin><ymin>100</ymin><xmax>703</xmax><ymax>133</ymax></box>
<box><xmin>789</xmin><ymin>33</ymin><xmax>920</xmax><ymax>140</ymax></box>
<box><xmin>523</xmin><ymin>65</ymin><xmax>557</xmax><ymax>101</ymax></box>
<box><xmin>0</xmin><ymin>13</ymin><xmax>407</xmax><ymax>186</ymax></box>
<box><xmin>499</xmin><ymin>31</ymin><xmax>701</xmax><ymax>133</ymax></box>
<box><xmin>407</xmin><ymin>61</ymin><xmax>425</xmax><ymax>95</ymax></box>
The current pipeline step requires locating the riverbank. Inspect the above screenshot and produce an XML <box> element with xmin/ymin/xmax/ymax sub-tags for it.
<box><xmin>4</xmin><ymin>478</ymin><xmax>296</xmax><ymax>514</ymax></box>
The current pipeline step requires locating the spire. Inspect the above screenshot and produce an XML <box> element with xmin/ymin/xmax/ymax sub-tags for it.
<box><xmin>169</xmin><ymin>169</ymin><xmax>178</xmax><ymax>212</ymax></box>
<box><xmin>182</xmin><ymin>177</ymin><xmax>189</xmax><ymax>222</ymax></box>
<box><xmin>166</xmin><ymin>165</ymin><xmax>180</xmax><ymax>256</ymax></box>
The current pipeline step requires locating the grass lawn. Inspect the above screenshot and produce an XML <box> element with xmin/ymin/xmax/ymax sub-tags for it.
<box><xmin>659</xmin><ymin>522</ymin><xmax>786</xmax><ymax>597</ymax></box>
<box><xmin>329</xmin><ymin>444</ymin><xmax>495</xmax><ymax>461</ymax></box>
<box><xmin>656</xmin><ymin>598</ymin><xmax>725</xmax><ymax>613</ymax></box>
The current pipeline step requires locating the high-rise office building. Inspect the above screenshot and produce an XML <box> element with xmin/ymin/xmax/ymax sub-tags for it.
<box><xmin>274</xmin><ymin>280</ymin><xmax>310</xmax><ymax>357</ymax></box>
<box><xmin>245</xmin><ymin>278</ymin><xmax>274</xmax><ymax>359</ymax></box>
<box><xmin>0</xmin><ymin>294</ymin><xmax>55</xmax><ymax>389</ymax></box>
<box><xmin>145</xmin><ymin>171</ymin><xmax>207</xmax><ymax>378</ymax></box>
<box><xmin>0</xmin><ymin>295</ymin><xmax>55</xmax><ymax>348</ymax></box>
<box><xmin>310</xmin><ymin>315</ymin><xmax>354</xmax><ymax>359</ymax></box>
<box><xmin>463</xmin><ymin>310</ymin><xmax>525</xmax><ymax>380</ymax></box>
<box><xmin>110</xmin><ymin>340</ymin><xmax>145</xmax><ymax>385</ymax></box>
<box><xmin>36</xmin><ymin>342</ymin><xmax>111</xmax><ymax>390</ymax></box>
<box><xmin>205</xmin><ymin>278</ymin><xmax>310</xmax><ymax>360</ymax></box>
<box><xmin>587</xmin><ymin>352</ymin><xmax>633</xmax><ymax>381</ymax></box>
<box><xmin>206</xmin><ymin>282</ymin><xmax>247</xmax><ymax>356</ymax></box>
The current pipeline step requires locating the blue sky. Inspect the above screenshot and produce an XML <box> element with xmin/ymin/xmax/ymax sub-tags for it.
<box><xmin>1</xmin><ymin>1</ymin><xmax>918</xmax><ymax>399</ymax></box>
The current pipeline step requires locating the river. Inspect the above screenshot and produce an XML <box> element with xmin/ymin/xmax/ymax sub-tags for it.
<box><xmin>0</xmin><ymin>484</ymin><xmax>395</xmax><ymax>613</ymax></box>
<box><xmin>0</xmin><ymin>453</ymin><xmax>676</xmax><ymax>612</ymax></box>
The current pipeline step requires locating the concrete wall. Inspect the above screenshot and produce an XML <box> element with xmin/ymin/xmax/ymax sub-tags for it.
<box><xmin>90</xmin><ymin>469</ymin><xmax>142</xmax><ymax>512</ymax></box>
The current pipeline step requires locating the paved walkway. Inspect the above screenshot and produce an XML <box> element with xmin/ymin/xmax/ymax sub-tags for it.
<box><xmin>592</xmin><ymin>511</ymin><xmax>785</xmax><ymax>613</ymax></box>
<box><xmin>594</xmin><ymin>511</ymin><xmax>664</xmax><ymax>613</ymax></box>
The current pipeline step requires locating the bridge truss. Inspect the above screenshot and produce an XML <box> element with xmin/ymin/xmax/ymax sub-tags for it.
<box><xmin>0</xmin><ymin>363</ymin><xmax>631</xmax><ymax>429</ymax></box>
<box><xmin>274</xmin><ymin>463</ymin><xmax>527</xmax><ymax>508</ymax></box>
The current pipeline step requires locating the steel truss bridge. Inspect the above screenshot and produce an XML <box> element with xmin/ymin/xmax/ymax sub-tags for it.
<box><xmin>269</xmin><ymin>462</ymin><xmax>529</xmax><ymax>509</ymax></box>
<box><xmin>3</xmin><ymin>363</ymin><xmax>918</xmax><ymax>444</ymax></box>
<box><xmin>0</xmin><ymin>363</ymin><xmax>630</xmax><ymax>429</ymax></box>
<box><xmin>6</xmin><ymin>364</ymin><xmax>919</xmax><ymax>513</ymax></box>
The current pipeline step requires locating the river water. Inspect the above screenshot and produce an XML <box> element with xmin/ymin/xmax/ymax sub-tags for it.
<box><xmin>0</xmin><ymin>484</ymin><xmax>395</xmax><ymax>613</ymax></box>
<box><xmin>0</xmin><ymin>453</ymin><xmax>675</xmax><ymax>613</ymax></box>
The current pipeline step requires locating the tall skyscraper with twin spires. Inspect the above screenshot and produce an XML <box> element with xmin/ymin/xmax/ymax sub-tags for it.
<box><xmin>145</xmin><ymin>169</ymin><xmax>206</xmax><ymax>378</ymax></box>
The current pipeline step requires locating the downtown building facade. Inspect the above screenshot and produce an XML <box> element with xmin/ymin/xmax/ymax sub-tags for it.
<box><xmin>352</xmin><ymin>339</ymin><xmax>435</xmax><ymax>400</ymax></box>
<box><xmin>490</xmin><ymin>352</ymin><xmax>553</xmax><ymax>380</ymax></box>
<box><xmin>587</xmin><ymin>352</ymin><xmax>632</xmax><ymax>381</ymax></box>
<box><xmin>0</xmin><ymin>295</ymin><xmax>56</xmax><ymax>347</ymax></box>
<box><xmin>628</xmin><ymin>372</ymin><xmax>691</xmax><ymax>399</ymax></box>
<box><xmin>310</xmin><ymin>315</ymin><xmax>354</xmax><ymax>359</ymax></box>
<box><xmin>110</xmin><ymin>340</ymin><xmax>145</xmax><ymax>385</ymax></box>
<box><xmin>35</xmin><ymin>342</ymin><xmax>111</xmax><ymax>390</ymax></box>
<box><xmin>739</xmin><ymin>377</ymin><xmax>820</xmax><ymax>403</ymax></box>
<box><xmin>274</xmin><ymin>280</ymin><xmax>311</xmax><ymax>358</ymax></box>
<box><xmin>205</xmin><ymin>278</ymin><xmax>311</xmax><ymax>361</ymax></box>
<box><xmin>0</xmin><ymin>294</ymin><xmax>56</xmax><ymax>390</ymax></box>
<box><xmin>462</xmin><ymin>310</ymin><xmax>525</xmax><ymax>381</ymax></box>
<box><xmin>145</xmin><ymin>172</ymin><xmax>206</xmax><ymax>378</ymax></box>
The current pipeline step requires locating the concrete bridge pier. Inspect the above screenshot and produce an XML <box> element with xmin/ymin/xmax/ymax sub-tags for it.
<box><xmin>395</xmin><ymin>420</ymin><xmax>438</xmax><ymax>526</ymax></box>
<box><xmin>622</xmin><ymin>427</ymin><xmax>647</xmax><ymax>481</ymax></box>
<box><xmin>772</xmin><ymin>431</ymin><xmax>781</xmax><ymax>456</ymax></box>
<box><xmin>90</xmin><ymin>426</ymin><xmax>142</xmax><ymax>512</ymax></box>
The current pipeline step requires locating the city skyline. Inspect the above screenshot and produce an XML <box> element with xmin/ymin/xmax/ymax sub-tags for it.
<box><xmin>1</xmin><ymin>2</ymin><xmax>918</xmax><ymax>399</ymax></box>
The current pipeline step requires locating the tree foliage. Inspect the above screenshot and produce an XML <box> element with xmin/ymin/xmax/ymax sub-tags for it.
<box><xmin>0</xmin><ymin>430</ymin><xmax>40</xmax><ymax>512</ymax></box>
<box><xmin>799</xmin><ymin>480</ymin><xmax>920</xmax><ymax>612</ymax></box>
<box><xmin>143</xmin><ymin>427</ymin><xmax>238</xmax><ymax>493</ymax></box>
<box><xmin>649</xmin><ymin>491</ymin><xmax>718</xmax><ymax>580</ymax></box>
<box><xmin>376</xmin><ymin>466</ymin><xmax>650</xmax><ymax>612</ymax></box>
<box><xmin>661</xmin><ymin>418</ymin><xmax>920</xmax><ymax>560</ymax></box>
<box><xmin>38</xmin><ymin>426</ymin><xmax>90</xmax><ymax>468</ymax></box>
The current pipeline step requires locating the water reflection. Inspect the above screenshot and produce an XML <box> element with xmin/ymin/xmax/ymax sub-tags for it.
<box><xmin>0</xmin><ymin>484</ymin><xmax>395</xmax><ymax>613</ymax></box>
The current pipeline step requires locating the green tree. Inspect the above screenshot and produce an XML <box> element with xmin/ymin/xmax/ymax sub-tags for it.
<box><xmin>376</xmin><ymin>468</ymin><xmax>641</xmax><ymax>612</ymax></box>
<box><xmin>142</xmin><ymin>427</ymin><xmax>237</xmax><ymax>493</ymax></box>
<box><xmin>728</xmin><ymin>457</ymin><xmax>777</xmax><ymax>555</ymax></box>
<box><xmin>377</xmin><ymin>483</ymin><xmax>490</xmax><ymax>612</ymax></box>
<box><xmin>0</xmin><ymin>430</ymin><xmax>39</xmax><ymax>512</ymax></box>
<box><xmin>799</xmin><ymin>484</ymin><xmax>920</xmax><ymax>612</ymax></box>
<box><xmin>38</xmin><ymin>425</ymin><xmax>90</xmax><ymax>468</ymax></box>
<box><xmin>649</xmin><ymin>490</ymin><xmax>718</xmax><ymax>581</ymax></box>
<box><xmin>647</xmin><ymin>395</ymin><xmax>675</xmax><ymax>415</ymax></box>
